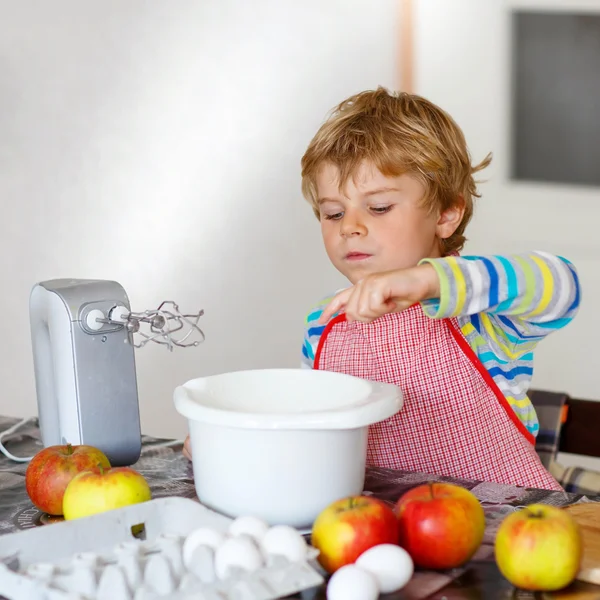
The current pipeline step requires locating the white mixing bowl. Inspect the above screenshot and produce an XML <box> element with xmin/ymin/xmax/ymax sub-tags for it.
<box><xmin>174</xmin><ymin>368</ymin><xmax>403</xmax><ymax>529</ymax></box>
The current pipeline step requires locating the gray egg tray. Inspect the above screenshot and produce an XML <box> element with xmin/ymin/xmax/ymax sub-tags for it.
<box><xmin>0</xmin><ymin>496</ymin><xmax>324</xmax><ymax>600</ymax></box>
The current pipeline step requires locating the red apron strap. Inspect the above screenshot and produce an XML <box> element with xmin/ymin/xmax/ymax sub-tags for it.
<box><xmin>314</xmin><ymin>314</ymin><xmax>347</xmax><ymax>371</ymax></box>
<box><xmin>446</xmin><ymin>319</ymin><xmax>536</xmax><ymax>446</ymax></box>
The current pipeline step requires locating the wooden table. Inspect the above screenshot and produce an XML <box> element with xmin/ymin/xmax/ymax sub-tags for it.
<box><xmin>0</xmin><ymin>415</ymin><xmax>598</xmax><ymax>599</ymax></box>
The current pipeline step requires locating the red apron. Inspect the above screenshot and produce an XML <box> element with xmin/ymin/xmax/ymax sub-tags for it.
<box><xmin>314</xmin><ymin>304</ymin><xmax>562</xmax><ymax>491</ymax></box>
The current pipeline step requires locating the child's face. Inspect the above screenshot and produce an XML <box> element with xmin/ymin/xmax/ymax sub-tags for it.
<box><xmin>316</xmin><ymin>161</ymin><xmax>460</xmax><ymax>284</ymax></box>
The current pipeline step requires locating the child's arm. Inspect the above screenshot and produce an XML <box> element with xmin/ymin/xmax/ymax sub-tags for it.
<box><xmin>420</xmin><ymin>251</ymin><xmax>580</xmax><ymax>357</ymax></box>
<box><xmin>183</xmin><ymin>435</ymin><xmax>192</xmax><ymax>460</ymax></box>
<box><xmin>318</xmin><ymin>251</ymin><xmax>580</xmax><ymax>360</ymax></box>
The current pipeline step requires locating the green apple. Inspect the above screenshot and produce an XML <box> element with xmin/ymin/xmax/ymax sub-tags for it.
<box><xmin>62</xmin><ymin>464</ymin><xmax>151</xmax><ymax>520</ymax></box>
<box><xmin>494</xmin><ymin>504</ymin><xmax>582</xmax><ymax>591</ymax></box>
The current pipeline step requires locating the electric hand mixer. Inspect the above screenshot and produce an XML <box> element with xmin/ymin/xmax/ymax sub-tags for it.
<box><xmin>28</xmin><ymin>279</ymin><xmax>205</xmax><ymax>466</ymax></box>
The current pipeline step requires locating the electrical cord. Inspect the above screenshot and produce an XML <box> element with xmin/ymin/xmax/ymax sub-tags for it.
<box><xmin>0</xmin><ymin>417</ymin><xmax>36</xmax><ymax>462</ymax></box>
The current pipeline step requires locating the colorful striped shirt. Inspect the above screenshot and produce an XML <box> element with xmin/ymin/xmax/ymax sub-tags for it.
<box><xmin>301</xmin><ymin>251</ymin><xmax>581</xmax><ymax>437</ymax></box>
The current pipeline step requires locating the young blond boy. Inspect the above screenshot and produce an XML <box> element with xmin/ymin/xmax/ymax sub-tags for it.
<box><xmin>185</xmin><ymin>88</ymin><xmax>580</xmax><ymax>491</ymax></box>
<box><xmin>298</xmin><ymin>87</ymin><xmax>580</xmax><ymax>491</ymax></box>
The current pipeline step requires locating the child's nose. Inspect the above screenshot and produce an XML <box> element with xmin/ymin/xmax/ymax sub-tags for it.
<box><xmin>339</xmin><ymin>211</ymin><xmax>367</xmax><ymax>237</ymax></box>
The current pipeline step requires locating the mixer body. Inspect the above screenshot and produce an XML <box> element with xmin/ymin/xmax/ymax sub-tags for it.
<box><xmin>29</xmin><ymin>279</ymin><xmax>142</xmax><ymax>466</ymax></box>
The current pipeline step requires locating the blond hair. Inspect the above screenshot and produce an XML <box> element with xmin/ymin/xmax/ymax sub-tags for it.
<box><xmin>300</xmin><ymin>87</ymin><xmax>491</xmax><ymax>254</ymax></box>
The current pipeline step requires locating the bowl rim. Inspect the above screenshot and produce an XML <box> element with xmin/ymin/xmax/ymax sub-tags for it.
<box><xmin>173</xmin><ymin>368</ymin><xmax>403</xmax><ymax>430</ymax></box>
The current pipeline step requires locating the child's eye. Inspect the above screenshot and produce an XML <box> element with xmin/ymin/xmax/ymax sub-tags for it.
<box><xmin>323</xmin><ymin>212</ymin><xmax>344</xmax><ymax>221</ymax></box>
<box><xmin>370</xmin><ymin>206</ymin><xmax>392</xmax><ymax>214</ymax></box>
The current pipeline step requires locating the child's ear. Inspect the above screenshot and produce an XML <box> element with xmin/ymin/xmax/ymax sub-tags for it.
<box><xmin>436</xmin><ymin>197</ymin><xmax>465</xmax><ymax>240</ymax></box>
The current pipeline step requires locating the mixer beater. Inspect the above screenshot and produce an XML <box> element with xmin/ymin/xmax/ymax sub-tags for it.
<box><xmin>95</xmin><ymin>300</ymin><xmax>205</xmax><ymax>351</ymax></box>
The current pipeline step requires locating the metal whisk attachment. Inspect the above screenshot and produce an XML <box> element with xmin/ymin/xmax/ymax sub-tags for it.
<box><xmin>107</xmin><ymin>301</ymin><xmax>205</xmax><ymax>351</ymax></box>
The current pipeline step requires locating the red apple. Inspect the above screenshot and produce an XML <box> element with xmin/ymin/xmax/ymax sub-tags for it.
<box><xmin>311</xmin><ymin>495</ymin><xmax>399</xmax><ymax>573</ymax></box>
<box><xmin>62</xmin><ymin>464</ymin><xmax>152</xmax><ymax>520</ymax></box>
<box><xmin>395</xmin><ymin>482</ymin><xmax>485</xmax><ymax>570</ymax></box>
<box><xmin>25</xmin><ymin>444</ymin><xmax>111</xmax><ymax>516</ymax></box>
<box><xmin>494</xmin><ymin>504</ymin><xmax>582</xmax><ymax>591</ymax></box>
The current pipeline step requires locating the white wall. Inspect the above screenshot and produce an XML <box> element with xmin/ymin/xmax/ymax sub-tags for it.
<box><xmin>0</xmin><ymin>0</ymin><xmax>398</xmax><ymax>439</ymax></box>
<box><xmin>414</xmin><ymin>0</ymin><xmax>600</xmax><ymax>468</ymax></box>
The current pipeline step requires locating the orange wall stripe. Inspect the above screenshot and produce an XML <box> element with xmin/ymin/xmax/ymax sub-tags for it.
<box><xmin>399</xmin><ymin>0</ymin><xmax>414</xmax><ymax>93</ymax></box>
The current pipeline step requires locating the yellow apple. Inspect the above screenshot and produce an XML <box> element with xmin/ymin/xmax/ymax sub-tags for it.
<box><xmin>494</xmin><ymin>504</ymin><xmax>582</xmax><ymax>591</ymax></box>
<box><xmin>62</xmin><ymin>465</ymin><xmax>152</xmax><ymax>520</ymax></box>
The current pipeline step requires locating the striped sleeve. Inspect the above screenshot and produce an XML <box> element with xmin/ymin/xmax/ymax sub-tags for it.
<box><xmin>419</xmin><ymin>252</ymin><xmax>581</xmax><ymax>358</ymax></box>
<box><xmin>301</xmin><ymin>293</ymin><xmax>340</xmax><ymax>369</ymax></box>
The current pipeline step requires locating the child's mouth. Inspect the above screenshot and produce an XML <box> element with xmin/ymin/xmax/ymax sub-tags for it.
<box><xmin>345</xmin><ymin>252</ymin><xmax>372</xmax><ymax>261</ymax></box>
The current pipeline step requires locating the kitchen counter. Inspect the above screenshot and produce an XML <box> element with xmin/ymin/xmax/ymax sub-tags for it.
<box><xmin>0</xmin><ymin>414</ymin><xmax>598</xmax><ymax>599</ymax></box>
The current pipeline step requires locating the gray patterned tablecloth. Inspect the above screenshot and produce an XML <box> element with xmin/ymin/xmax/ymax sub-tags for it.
<box><xmin>0</xmin><ymin>415</ymin><xmax>599</xmax><ymax>599</ymax></box>
<box><xmin>0</xmin><ymin>415</ymin><xmax>198</xmax><ymax>533</ymax></box>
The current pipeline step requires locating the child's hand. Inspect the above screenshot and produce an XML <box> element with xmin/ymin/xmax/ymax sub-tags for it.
<box><xmin>183</xmin><ymin>434</ymin><xmax>192</xmax><ymax>461</ymax></box>
<box><xmin>319</xmin><ymin>264</ymin><xmax>439</xmax><ymax>324</ymax></box>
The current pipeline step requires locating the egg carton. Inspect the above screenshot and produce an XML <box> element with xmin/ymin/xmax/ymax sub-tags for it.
<box><xmin>0</xmin><ymin>496</ymin><xmax>324</xmax><ymax>600</ymax></box>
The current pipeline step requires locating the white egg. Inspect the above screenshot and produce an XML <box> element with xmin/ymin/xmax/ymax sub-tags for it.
<box><xmin>182</xmin><ymin>527</ymin><xmax>226</xmax><ymax>569</ymax></box>
<box><xmin>260</xmin><ymin>525</ymin><xmax>308</xmax><ymax>563</ymax></box>
<box><xmin>214</xmin><ymin>535</ymin><xmax>264</xmax><ymax>580</ymax></box>
<box><xmin>228</xmin><ymin>515</ymin><xmax>270</xmax><ymax>542</ymax></box>
<box><xmin>355</xmin><ymin>543</ymin><xmax>414</xmax><ymax>594</ymax></box>
<box><xmin>326</xmin><ymin>565</ymin><xmax>379</xmax><ymax>600</ymax></box>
